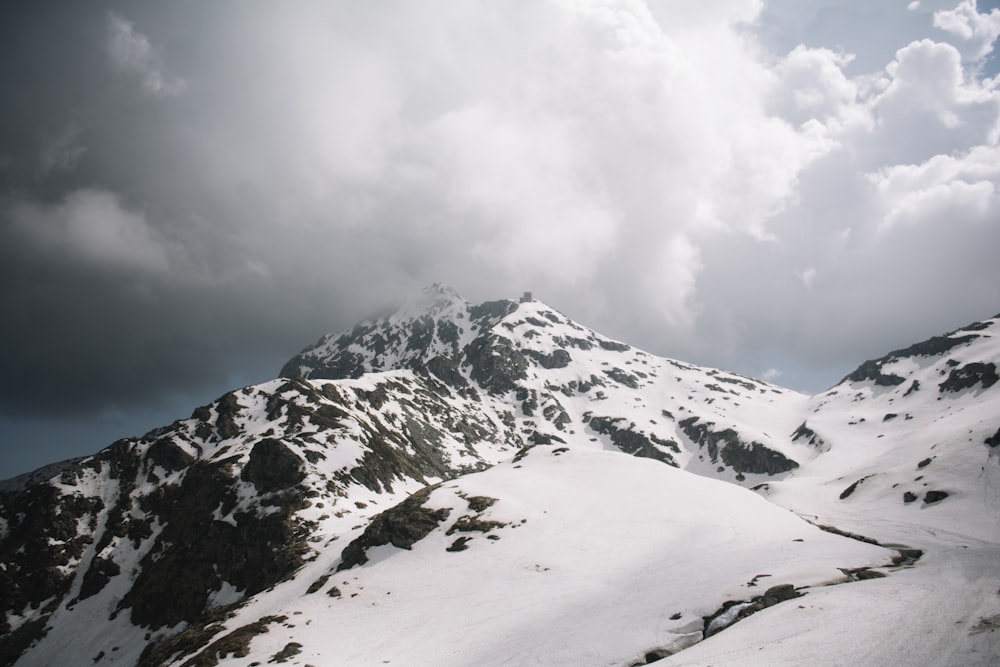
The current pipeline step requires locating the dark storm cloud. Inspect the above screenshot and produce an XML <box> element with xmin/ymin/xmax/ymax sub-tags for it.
<box><xmin>2</xmin><ymin>0</ymin><xmax>999</xmax><ymax>478</ymax></box>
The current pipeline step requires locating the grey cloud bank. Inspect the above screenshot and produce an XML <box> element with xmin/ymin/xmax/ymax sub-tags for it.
<box><xmin>2</xmin><ymin>0</ymin><xmax>999</xmax><ymax>479</ymax></box>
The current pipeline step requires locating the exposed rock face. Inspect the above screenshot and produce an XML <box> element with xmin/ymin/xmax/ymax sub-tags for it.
<box><xmin>839</xmin><ymin>325</ymin><xmax>982</xmax><ymax>388</ymax></box>
<box><xmin>524</xmin><ymin>348</ymin><xmax>572</xmax><ymax>369</ymax></box>
<box><xmin>146</xmin><ymin>438</ymin><xmax>194</xmax><ymax>473</ymax></box>
<box><xmin>124</xmin><ymin>460</ymin><xmax>310</xmax><ymax>629</ymax></box>
<box><xmin>0</xmin><ymin>482</ymin><xmax>103</xmax><ymax>664</ymax></box>
<box><xmin>839</xmin><ymin>475</ymin><xmax>875</xmax><ymax>500</ymax></box>
<box><xmin>791</xmin><ymin>422</ymin><xmax>829</xmax><ymax>452</ymax></box>
<box><xmin>679</xmin><ymin>417</ymin><xmax>799</xmax><ymax>475</ymax></box>
<box><xmin>588</xmin><ymin>416</ymin><xmax>679</xmax><ymax>466</ymax></box>
<box><xmin>0</xmin><ymin>436</ymin><xmax>300</xmax><ymax>660</ymax></box>
<box><xmin>464</xmin><ymin>335</ymin><xmax>529</xmax><ymax>395</ymax></box>
<box><xmin>241</xmin><ymin>439</ymin><xmax>306</xmax><ymax>493</ymax></box>
<box><xmin>938</xmin><ymin>362</ymin><xmax>998</xmax><ymax>393</ymax></box>
<box><xmin>842</xmin><ymin>359</ymin><xmax>907</xmax><ymax>387</ymax></box>
<box><xmin>924</xmin><ymin>490</ymin><xmax>949</xmax><ymax>504</ymax></box>
<box><xmin>337</xmin><ymin>486</ymin><xmax>450</xmax><ymax>571</ymax></box>
<box><xmin>721</xmin><ymin>442</ymin><xmax>799</xmax><ymax>476</ymax></box>
<box><xmin>422</xmin><ymin>356</ymin><xmax>478</xmax><ymax>399</ymax></box>
<box><xmin>137</xmin><ymin>614</ymin><xmax>288</xmax><ymax>667</ymax></box>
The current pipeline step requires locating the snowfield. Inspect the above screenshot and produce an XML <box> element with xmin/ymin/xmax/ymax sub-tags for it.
<box><xmin>194</xmin><ymin>446</ymin><xmax>894</xmax><ymax>667</ymax></box>
<box><xmin>660</xmin><ymin>530</ymin><xmax>1000</xmax><ymax>666</ymax></box>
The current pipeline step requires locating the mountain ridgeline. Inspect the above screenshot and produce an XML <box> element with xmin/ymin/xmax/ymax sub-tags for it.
<box><xmin>2</xmin><ymin>285</ymin><xmax>998</xmax><ymax>666</ymax></box>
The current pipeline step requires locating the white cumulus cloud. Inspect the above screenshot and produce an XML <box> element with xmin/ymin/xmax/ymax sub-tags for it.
<box><xmin>933</xmin><ymin>0</ymin><xmax>1000</xmax><ymax>62</ymax></box>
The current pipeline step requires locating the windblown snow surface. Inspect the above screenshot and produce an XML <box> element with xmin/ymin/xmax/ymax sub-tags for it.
<box><xmin>193</xmin><ymin>447</ymin><xmax>892</xmax><ymax>667</ymax></box>
<box><xmin>2</xmin><ymin>286</ymin><xmax>999</xmax><ymax>666</ymax></box>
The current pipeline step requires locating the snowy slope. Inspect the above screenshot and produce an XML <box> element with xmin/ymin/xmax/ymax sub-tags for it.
<box><xmin>2</xmin><ymin>288</ymin><xmax>998</xmax><ymax>666</ymax></box>
<box><xmin>763</xmin><ymin>315</ymin><xmax>1000</xmax><ymax>544</ymax></box>
<box><xmin>151</xmin><ymin>447</ymin><xmax>895</xmax><ymax>667</ymax></box>
<box><xmin>658</xmin><ymin>533</ymin><xmax>1000</xmax><ymax>667</ymax></box>
<box><xmin>661</xmin><ymin>314</ymin><xmax>1000</xmax><ymax>666</ymax></box>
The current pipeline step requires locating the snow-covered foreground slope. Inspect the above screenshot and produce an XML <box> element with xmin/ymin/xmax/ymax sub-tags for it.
<box><xmin>151</xmin><ymin>446</ymin><xmax>895</xmax><ymax>667</ymax></box>
<box><xmin>660</xmin><ymin>529</ymin><xmax>1000</xmax><ymax>666</ymax></box>
<box><xmin>1</xmin><ymin>287</ymin><xmax>998</xmax><ymax>666</ymax></box>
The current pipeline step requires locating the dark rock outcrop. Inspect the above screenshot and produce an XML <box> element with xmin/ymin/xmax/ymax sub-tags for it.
<box><xmin>0</xmin><ymin>481</ymin><xmax>104</xmax><ymax>664</ymax></box>
<box><xmin>123</xmin><ymin>461</ymin><xmax>310</xmax><ymax>629</ymax></box>
<box><xmin>464</xmin><ymin>336</ymin><xmax>528</xmax><ymax>395</ymax></box>
<box><xmin>923</xmin><ymin>490</ymin><xmax>949</xmax><ymax>504</ymax></box>
<box><xmin>838</xmin><ymin>326</ymin><xmax>983</xmax><ymax>389</ymax></box>
<box><xmin>841</xmin><ymin>359</ymin><xmax>906</xmax><ymax>387</ymax></box>
<box><xmin>839</xmin><ymin>475</ymin><xmax>874</xmax><ymax>500</ymax></box>
<box><xmin>241</xmin><ymin>439</ymin><xmax>306</xmax><ymax>493</ymax></box>
<box><xmin>679</xmin><ymin>418</ymin><xmax>798</xmax><ymax>475</ymax></box>
<box><xmin>524</xmin><ymin>348</ymin><xmax>572</xmax><ymax>369</ymax></box>
<box><xmin>589</xmin><ymin>416</ymin><xmax>679</xmax><ymax>466</ymax></box>
<box><xmin>791</xmin><ymin>422</ymin><xmax>828</xmax><ymax>451</ymax></box>
<box><xmin>938</xmin><ymin>362</ymin><xmax>998</xmax><ymax>393</ymax></box>
<box><xmin>337</xmin><ymin>486</ymin><xmax>451</xmax><ymax>571</ymax></box>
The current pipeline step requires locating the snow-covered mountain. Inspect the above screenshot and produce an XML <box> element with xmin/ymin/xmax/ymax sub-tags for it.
<box><xmin>1</xmin><ymin>286</ymin><xmax>998</xmax><ymax>666</ymax></box>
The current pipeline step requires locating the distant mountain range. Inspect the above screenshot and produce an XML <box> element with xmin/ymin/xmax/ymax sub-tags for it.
<box><xmin>2</xmin><ymin>285</ymin><xmax>998</xmax><ymax>666</ymax></box>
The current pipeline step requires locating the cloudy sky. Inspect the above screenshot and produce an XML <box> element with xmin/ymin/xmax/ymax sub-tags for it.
<box><xmin>2</xmin><ymin>0</ymin><xmax>999</xmax><ymax>479</ymax></box>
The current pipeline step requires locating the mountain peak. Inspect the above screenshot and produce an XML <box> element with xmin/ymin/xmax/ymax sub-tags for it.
<box><xmin>280</xmin><ymin>286</ymin><xmax>525</xmax><ymax>380</ymax></box>
<box><xmin>393</xmin><ymin>283</ymin><xmax>468</xmax><ymax>321</ymax></box>
<box><xmin>424</xmin><ymin>282</ymin><xmax>462</xmax><ymax>299</ymax></box>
